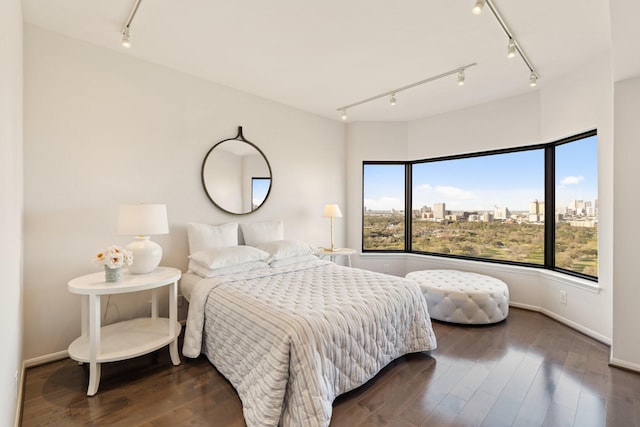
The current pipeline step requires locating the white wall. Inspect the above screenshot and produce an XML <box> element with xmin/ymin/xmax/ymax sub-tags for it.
<box><xmin>204</xmin><ymin>149</ymin><xmax>243</xmax><ymax>212</ymax></box>
<box><xmin>611</xmin><ymin>75</ymin><xmax>640</xmax><ymax>370</ymax></box>
<box><xmin>539</xmin><ymin>53</ymin><xmax>614</xmax><ymax>342</ymax></box>
<box><xmin>23</xmin><ymin>25</ymin><xmax>345</xmax><ymax>360</ymax></box>
<box><xmin>346</xmin><ymin>54</ymin><xmax>614</xmax><ymax>344</ymax></box>
<box><xmin>408</xmin><ymin>92</ymin><xmax>541</xmax><ymax>159</ymax></box>
<box><xmin>0</xmin><ymin>0</ymin><xmax>23</xmax><ymax>424</ymax></box>
<box><xmin>345</xmin><ymin>122</ymin><xmax>408</xmax><ymax>275</ymax></box>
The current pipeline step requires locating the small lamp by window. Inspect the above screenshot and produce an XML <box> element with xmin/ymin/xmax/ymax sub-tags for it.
<box><xmin>322</xmin><ymin>204</ymin><xmax>343</xmax><ymax>252</ymax></box>
<box><xmin>118</xmin><ymin>204</ymin><xmax>169</xmax><ymax>274</ymax></box>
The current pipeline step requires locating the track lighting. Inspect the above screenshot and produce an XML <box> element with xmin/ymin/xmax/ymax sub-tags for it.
<box><xmin>472</xmin><ymin>0</ymin><xmax>485</xmax><ymax>15</ymax></box>
<box><xmin>120</xmin><ymin>0</ymin><xmax>142</xmax><ymax>48</ymax></box>
<box><xmin>473</xmin><ymin>0</ymin><xmax>539</xmax><ymax>87</ymax></box>
<box><xmin>121</xmin><ymin>27</ymin><xmax>131</xmax><ymax>48</ymax></box>
<box><xmin>336</xmin><ymin>63</ymin><xmax>477</xmax><ymax>119</ymax></box>
<box><xmin>507</xmin><ymin>39</ymin><xmax>516</xmax><ymax>58</ymax></box>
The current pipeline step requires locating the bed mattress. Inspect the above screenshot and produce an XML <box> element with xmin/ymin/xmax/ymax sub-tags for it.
<box><xmin>183</xmin><ymin>259</ymin><xmax>436</xmax><ymax>427</ymax></box>
<box><xmin>179</xmin><ymin>271</ymin><xmax>201</xmax><ymax>303</ymax></box>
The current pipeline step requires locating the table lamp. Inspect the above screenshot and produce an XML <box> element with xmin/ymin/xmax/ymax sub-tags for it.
<box><xmin>322</xmin><ymin>203</ymin><xmax>343</xmax><ymax>252</ymax></box>
<box><xmin>118</xmin><ymin>204</ymin><xmax>169</xmax><ymax>274</ymax></box>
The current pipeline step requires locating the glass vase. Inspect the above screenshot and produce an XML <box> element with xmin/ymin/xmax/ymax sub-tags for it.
<box><xmin>104</xmin><ymin>265</ymin><xmax>123</xmax><ymax>283</ymax></box>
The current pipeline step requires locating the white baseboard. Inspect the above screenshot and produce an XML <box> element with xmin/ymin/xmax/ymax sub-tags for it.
<box><xmin>16</xmin><ymin>350</ymin><xmax>69</xmax><ymax>427</ymax></box>
<box><xmin>609</xmin><ymin>357</ymin><xmax>640</xmax><ymax>373</ymax></box>
<box><xmin>509</xmin><ymin>302</ymin><xmax>611</xmax><ymax>345</ymax></box>
<box><xmin>14</xmin><ymin>360</ymin><xmax>25</xmax><ymax>427</ymax></box>
<box><xmin>24</xmin><ymin>350</ymin><xmax>68</xmax><ymax>368</ymax></box>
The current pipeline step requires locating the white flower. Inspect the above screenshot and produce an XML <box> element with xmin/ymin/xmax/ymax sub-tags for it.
<box><xmin>94</xmin><ymin>245</ymin><xmax>133</xmax><ymax>268</ymax></box>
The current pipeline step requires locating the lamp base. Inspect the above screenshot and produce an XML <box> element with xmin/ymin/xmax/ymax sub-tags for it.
<box><xmin>125</xmin><ymin>236</ymin><xmax>163</xmax><ymax>274</ymax></box>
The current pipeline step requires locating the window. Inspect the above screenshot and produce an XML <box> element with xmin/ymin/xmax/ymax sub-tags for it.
<box><xmin>554</xmin><ymin>135</ymin><xmax>598</xmax><ymax>276</ymax></box>
<box><xmin>251</xmin><ymin>177</ymin><xmax>270</xmax><ymax>211</ymax></box>
<box><xmin>362</xmin><ymin>130</ymin><xmax>598</xmax><ymax>280</ymax></box>
<box><xmin>411</xmin><ymin>149</ymin><xmax>545</xmax><ymax>264</ymax></box>
<box><xmin>363</xmin><ymin>163</ymin><xmax>406</xmax><ymax>250</ymax></box>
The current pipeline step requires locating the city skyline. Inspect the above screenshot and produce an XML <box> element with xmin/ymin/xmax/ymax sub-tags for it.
<box><xmin>364</xmin><ymin>135</ymin><xmax>597</xmax><ymax>212</ymax></box>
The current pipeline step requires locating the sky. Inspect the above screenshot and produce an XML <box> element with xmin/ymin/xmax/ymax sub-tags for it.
<box><xmin>252</xmin><ymin>178</ymin><xmax>271</xmax><ymax>207</ymax></box>
<box><xmin>363</xmin><ymin>135</ymin><xmax>598</xmax><ymax>212</ymax></box>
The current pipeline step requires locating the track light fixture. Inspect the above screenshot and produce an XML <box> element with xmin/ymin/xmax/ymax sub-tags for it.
<box><xmin>473</xmin><ymin>0</ymin><xmax>539</xmax><ymax>87</ymax></box>
<box><xmin>336</xmin><ymin>63</ymin><xmax>477</xmax><ymax>120</ymax></box>
<box><xmin>121</xmin><ymin>27</ymin><xmax>131</xmax><ymax>48</ymax></box>
<box><xmin>507</xmin><ymin>39</ymin><xmax>516</xmax><ymax>58</ymax></box>
<box><xmin>472</xmin><ymin>0</ymin><xmax>486</xmax><ymax>15</ymax></box>
<box><xmin>457</xmin><ymin>70</ymin><xmax>465</xmax><ymax>86</ymax></box>
<box><xmin>120</xmin><ymin>0</ymin><xmax>142</xmax><ymax>48</ymax></box>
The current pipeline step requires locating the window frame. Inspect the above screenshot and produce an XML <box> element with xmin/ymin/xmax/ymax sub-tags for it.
<box><xmin>361</xmin><ymin>161</ymin><xmax>408</xmax><ymax>253</ymax></box>
<box><xmin>361</xmin><ymin>129</ymin><xmax>598</xmax><ymax>282</ymax></box>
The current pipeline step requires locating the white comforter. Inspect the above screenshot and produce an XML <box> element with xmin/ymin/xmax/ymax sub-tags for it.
<box><xmin>183</xmin><ymin>259</ymin><xmax>437</xmax><ymax>427</ymax></box>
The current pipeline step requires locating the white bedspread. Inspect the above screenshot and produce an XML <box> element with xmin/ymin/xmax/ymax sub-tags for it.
<box><xmin>183</xmin><ymin>259</ymin><xmax>437</xmax><ymax>427</ymax></box>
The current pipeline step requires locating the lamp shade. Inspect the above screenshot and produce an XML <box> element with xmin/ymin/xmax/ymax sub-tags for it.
<box><xmin>322</xmin><ymin>204</ymin><xmax>343</xmax><ymax>218</ymax></box>
<box><xmin>118</xmin><ymin>204</ymin><xmax>169</xmax><ymax>236</ymax></box>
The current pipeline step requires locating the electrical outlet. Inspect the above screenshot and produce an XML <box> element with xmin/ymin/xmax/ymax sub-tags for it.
<box><xmin>383</xmin><ymin>264</ymin><xmax>390</xmax><ymax>273</ymax></box>
<box><xmin>560</xmin><ymin>291</ymin><xmax>567</xmax><ymax>305</ymax></box>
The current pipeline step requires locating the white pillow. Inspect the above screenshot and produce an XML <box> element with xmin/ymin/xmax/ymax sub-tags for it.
<box><xmin>270</xmin><ymin>254</ymin><xmax>319</xmax><ymax>268</ymax></box>
<box><xmin>189</xmin><ymin>245</ymin><xmax>270</xmax><ymax>269</ymax></box>
<box><xmin>256</xmin><ymin>239</ymin><xmax>318</xmax><ymax>263</ymax></box>
<box><xmin>240</xmin><ymin>220</ymin><xmax>284</xmax><ymax>246</ymax></box>
<box><xmin>188</xmin><ymin>260</ymin><xmax>270</xmax><ymax>278</ymax></box>
<box><xmin>187</xmin><ymin>222</ymin><xmax>238</xmax><ymax>254</ymax></box>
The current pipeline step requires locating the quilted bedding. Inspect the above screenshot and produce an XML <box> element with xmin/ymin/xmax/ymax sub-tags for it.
<box><xmin>183</xmin><ymin>259</ymin><xmax>437</xmax><ymax>427</ymax></box>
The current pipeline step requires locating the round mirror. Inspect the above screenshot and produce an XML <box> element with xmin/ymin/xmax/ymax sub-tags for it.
<box><xmin>201</xmin><ymin>127</ymin><xmax>272</xmax><ymax>215</ymax></box>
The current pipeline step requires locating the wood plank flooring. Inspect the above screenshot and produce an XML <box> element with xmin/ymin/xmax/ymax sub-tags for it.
<box><xmin>20</xmin><ymin>308</ymin><xmax>640</xmax><ymax>426</ymax></box>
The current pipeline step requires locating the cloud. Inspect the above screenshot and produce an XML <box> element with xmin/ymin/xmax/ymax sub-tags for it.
<box><xmin>363</xmin><ymin>197</ymin><xmax>403</xmax><ymax>211</ymax></box>
<box><xmin>415</xmin><ymin>183</ymin><xmax>432</xmax><ymax>192</ymax></box>
<box><xmin>560</xmin><ymin>176</ymin><xmax>584</xmax><ymax>186</ymax></box>
<box><xmin>414</xmin><ymin>182</ymin><xmax>476</xmax><ymax>199</ymax></box>
<box><xmin>434</xmin><ymin>185</ymin><xmax>476</xmax><ymax>200</ymax></box>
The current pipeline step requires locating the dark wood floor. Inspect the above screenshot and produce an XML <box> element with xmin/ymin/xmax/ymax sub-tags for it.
<box><xmin>21</xmin><ymin>308</ymin><xmax>640</xmax><ymax>426</ymax></box>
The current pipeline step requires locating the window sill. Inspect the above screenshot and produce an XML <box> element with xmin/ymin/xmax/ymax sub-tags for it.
<box><xmin>360</xmin><ymin>252</ymin><xmax>601</xmax><ymax>294</ymax></box>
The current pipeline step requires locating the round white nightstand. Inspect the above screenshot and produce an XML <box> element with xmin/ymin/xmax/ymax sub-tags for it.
<box><xmin>67</xmin><ymin>266</ymin><xmax>182</xmax><ymax>396</ymax></box>
<box><xmin>317</xmin><ymin>248</ymin><xmax>357</xmax><ymax>267</ymax></box>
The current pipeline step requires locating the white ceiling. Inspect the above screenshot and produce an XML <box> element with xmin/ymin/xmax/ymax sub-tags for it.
<box><xmin>22</xmin><ymin>0</ymin><xmax>613</xmax><ymax>122</ymax></box>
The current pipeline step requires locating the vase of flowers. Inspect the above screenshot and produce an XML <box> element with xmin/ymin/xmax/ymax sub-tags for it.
<box><xmin>94</xmin><ymin>245</ymin><xmax>133</xmax><ymax>283</ymax></box>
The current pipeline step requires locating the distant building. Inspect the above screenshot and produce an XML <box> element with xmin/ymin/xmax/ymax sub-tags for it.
<box><xmin>529</xmin><ymin>200</ymin><xmax>538</xmax><ymax>214</ymax></box>
<box><xmin>530</xmin><ymin>199</ymin><xmax>545</xmax><ymax>215</ymax></box>
<box><xmin>480</xmin><ymin>212</ymin><xmax>493</xmax><ymax>222</ymax></box>
<box><xmin>434</xmin><ymin>203</ymin><xmax>446</xmax><ymax>220</ymax></box>
<box><xmin>494</xmin><ymin>206</ymin><xmax>510</xmax><ymax>220</ymax></box>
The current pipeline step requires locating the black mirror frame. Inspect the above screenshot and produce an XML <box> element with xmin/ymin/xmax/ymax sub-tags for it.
<box><xmin>201</xmin><ymin>126</ymin><xmax>272</xmax><ymax>215</ymax></box>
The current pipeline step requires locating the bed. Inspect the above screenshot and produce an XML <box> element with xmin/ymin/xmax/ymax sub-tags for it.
<box><xmin>181</xmin><ymin>221</ymin><xmax>437</xmax><ymax>427</ymax></box>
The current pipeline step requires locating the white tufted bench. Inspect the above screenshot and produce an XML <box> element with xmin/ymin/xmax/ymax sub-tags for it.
<box><xmin>405</xmin><ymin>269</ymin><xmax>509</xmax><ymax>324</ymax></box>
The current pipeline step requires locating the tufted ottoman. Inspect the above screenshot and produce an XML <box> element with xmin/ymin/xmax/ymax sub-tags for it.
<box><xmin>405</xmin><ymin>269</ymin><xmax>509</xmax><ymax>324</ymax></box>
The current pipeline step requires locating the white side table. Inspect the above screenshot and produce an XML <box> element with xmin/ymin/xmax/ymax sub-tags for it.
<box><xmin>318</xmin><ymin>248</ymin><xmax>357</xmax><ymax>267</ymax></box>
<box><xmin>67</xmin><ymin>266</ymin><xmax>182</xmax><ymax>396</ymax></box>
